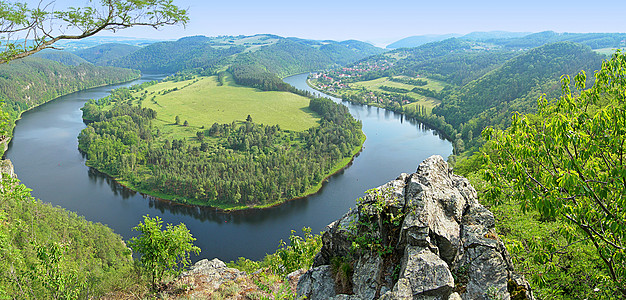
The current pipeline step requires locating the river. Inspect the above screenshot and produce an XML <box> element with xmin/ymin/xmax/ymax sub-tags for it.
<box><xmin>5</xmin><ymin>73</ymin><xmax>452</xmax><ymax>262</ymax></box>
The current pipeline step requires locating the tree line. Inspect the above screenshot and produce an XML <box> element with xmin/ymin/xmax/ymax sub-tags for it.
<box><xmin>78</xmin><ymin>87</ymin><xmax>363</xmax><ymax>207</ymax></box>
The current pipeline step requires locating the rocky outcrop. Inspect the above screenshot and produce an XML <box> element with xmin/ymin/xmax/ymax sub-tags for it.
<box><xmin>297</xmin><ymin>155</ymin><xmax>533</xmax><ymax>300</ymax></box>
<box><xmin>0</xmin><ymin>159</ymin><xmax>16</xmax><ymax>178</ymax></box>
<box><xmin>164</xmin><ymin>258</ymin><xmax>246</xmax><ymax>298</ymax></box>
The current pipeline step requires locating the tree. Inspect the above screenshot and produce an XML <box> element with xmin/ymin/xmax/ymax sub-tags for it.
<box><xmin>246</xmin><ymin>114</ymin><xmax>253</xmax><ymax>122</ymax></box>
<box><xmin>175</xmin><ymin>115</ymin><xmax>180</xmax><ymax>125</ymax></box>
<box><xmin>0</xmin><ymin>0</ymin><xmax>188</xmax><ymax>64</ymax></box>
<box><xmin>483</xmin><ymin>51</ymin><xmax>626</xmax><ymax>295</ymax></box>
<box><xmin>128</xmin><ymin>215</ymin><xmax>200</xmax><ymax>290</ymax></box>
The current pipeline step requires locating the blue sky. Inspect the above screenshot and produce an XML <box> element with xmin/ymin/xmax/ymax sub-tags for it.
<box><xmin>32</xmin><ymin>0</ymin><xmax>626</xmax><ymax>46</ymax></box>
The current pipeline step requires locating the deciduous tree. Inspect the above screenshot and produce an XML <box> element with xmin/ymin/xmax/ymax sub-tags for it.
<box><xmin>128</xmin><ymin>215</ymin><xmax>200</xmax><ymax>290</ymax></box>
<box><xmin>0</xmin><ymin>0</ymin><xmax>188</xmax><ymax>63</ymax></box>
<box><xmin>483</xmin><ymin>51</ymin><xmax>626</xmax><ymax>295</ymax></box>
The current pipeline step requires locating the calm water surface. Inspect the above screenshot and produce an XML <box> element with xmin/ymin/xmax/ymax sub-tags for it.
<box><xmin>6</xmin><ymin>73</ymin><xmax>452</xmax><ymax>261</ymax></box>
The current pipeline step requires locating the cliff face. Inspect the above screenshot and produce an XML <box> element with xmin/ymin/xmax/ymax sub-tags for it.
<box><xmin>297</xmin><ymin>155</ymin><xmax>532</xmax><ymax>300</ymax></box>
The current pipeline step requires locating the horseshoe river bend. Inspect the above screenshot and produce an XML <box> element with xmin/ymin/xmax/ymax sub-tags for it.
<box><xmin>5</xmin><ymin>73</ymin><xmax>452</xmax><ymax>262</ymax></box>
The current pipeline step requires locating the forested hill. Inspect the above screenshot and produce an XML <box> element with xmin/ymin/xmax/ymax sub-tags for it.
<box><xmin>110</xmin><ymin>37</ymin><xmax>244</xmax><ymax>73</ymax></box>
<box><xmin>0</xmin><ymin>57</ymin><xmax>140</xmax><ymax>136</ymax></box>
<box><xmin>491</xmin><ymin>31</ymin><xmax>626</xmax><ymax>50</ymax></box>
<box><xmin>387</xmin><ymin>31</ymin><xmax>626</xmax><ymax>50</ymax></box>
<box><xmin>73</xmin><ymin>43</ymin><xmax>141</xmax><ymax>66</ymax></box>
<box><xmin>32</xmin><ymin>50</ymin><xmax>91</xmax><ymax>66</ymax></box>
<box><xmin>107</xmin><ymin>34</ymin><xmax>384</xmax><ymax>76</ymax></box>
<box><xmin>434</xmin><ymin>42</ymin><xmax>604</xmax><ymax>132</ymax></box>
<box><xmin>351</xmin><ymin>38</ymin><xmax>518</xmax><ymax>85</ymax></box>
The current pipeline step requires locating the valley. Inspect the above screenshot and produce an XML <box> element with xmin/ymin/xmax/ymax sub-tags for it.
<box><xmin>1</xmin><ymin>21</ymin><xmax>625</xmax><ymax>297</ymax></box>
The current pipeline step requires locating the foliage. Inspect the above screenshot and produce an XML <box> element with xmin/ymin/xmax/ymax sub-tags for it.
<box><xmin>483</xmin><ymin>51</ymin><xmax>626</xmax><ymax>295</ymax></box>
<box><xmin>0</xmin><ymin>0</ymin><xmax>188</xmax><ymax>63</ymax></box>
<box><xmin>229</xmin><ymin>227</ymin><xmax>322</xmax><ymax>277</ymax></box>
<box><xmin>225</xmin><ymin>228</ymin><xmax>321</xmax><ymax>299</ymax></box>
<box><xmin>350</xmin><ymin>188</ymin><xmax>404</xmax><ymax>257</ymax></box>
<box><xmin>128</xmin><ymin>215</ymin><xmax>200</xmax><ymax>289</ymax></box>
<box><xmin>78</xmin><ymin>77</ymin><xmax>364</xmax><ymax>208</ymax></box>
<box><xmin>0</xmin><ymin>175</ymin><xmax>139</xmax><ymax>298</ymax></box>
<box><xmin>0</xmin><ymin>56</ymin><xmax>139</xmax><ymax>150</ymax></box>
<box><xmin>272</xmin><ymin>227</ymin><xmax>322</xmax><ymax>275</ymax></box>
<box><xmin>494</xmin><ymin>31</ymin><xmax>626</xmax><ymax>50</ymax></box>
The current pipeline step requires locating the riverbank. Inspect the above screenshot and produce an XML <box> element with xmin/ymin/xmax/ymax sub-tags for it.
<box><xmin>84</xmin><ymin>126</ymin><xmax>367</xmax><ymax>212</ymax></box>
<box><xmin>0</xmin><ymin>72</ymin><xmax>141</xmax><ymax>156</ymax></box>
<box><xmin>306</xmin><ymin>78</ymin><xmax>457</xmax><ymax>143</ymax></box>
<box><xmin>7</xmin><ymin>71</ymin><xmax>451</xmax><ymax>262</ymax></box>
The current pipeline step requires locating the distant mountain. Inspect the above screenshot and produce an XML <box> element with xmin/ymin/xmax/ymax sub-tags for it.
<box><xmin>360</xmin><ymin>38</ymin><xmax>516</xmax><ymax>85</ymax></box>
<box><xmin>491</xmin><ymin>31</ymin><xmax>626</xmax><ymax>49</ymax></box>
<box><xmin>386</xmin><ymin>34</ymin><xmax>461</xmax><ymax>49</ymax></box>
<box><xmin>387</xmin><ymin>31</ymin><xmax>532</xmax><ymax>49</ymax></box>
<box><xmin>32</xmin><ymin>50</ymin><xmax>91</xmax><ymax>66</ymax></box>
<box><xmin>110</xmin><ymin>36</ymin><xmax>245</xmax><ymax>73</ymax></box>
<box><xmin>459</xmin><ymin>31</ymin><xmax>531</xmax><ymax>41</ymax></box>
<box><xmin>73</xmin><ymin>43</ymin><xmax>141</xmax><ymax>66</ymax></box>
<box><xmin>109</xmin><ymin>34</ymin><xmax>385</xmax><ymax>76</ymax></box>
<box><xmin>54</xmin><ymin>36</ymin><xmax>164</xmax><ymax>51</ymax></box>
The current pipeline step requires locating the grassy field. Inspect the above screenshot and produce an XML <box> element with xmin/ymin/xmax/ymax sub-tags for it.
<box><xmin>346</xmin><ymin>76</ymin><xmax>444</xmax><ymax>112</ymax></box>
<box><xmin>137</xmin><ymin>74</ymin><xmax>319</xmax><ymax>142</ymax></box>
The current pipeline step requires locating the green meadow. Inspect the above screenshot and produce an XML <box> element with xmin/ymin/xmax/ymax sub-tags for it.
<box><xmin>138</xmin><ymin>74</ymin><xmax>320</xmax><ymax>142</ymax></box>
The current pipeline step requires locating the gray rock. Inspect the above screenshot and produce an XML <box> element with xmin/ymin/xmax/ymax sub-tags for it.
<box><xmin>380</xmin><ymin>278</ymin><xmax>413</xmax><ymax>300</ymax></box>
<box><xmin>297</xmin><ymin>155</ymin><xmax>533</xmax><ymax>300</ymax></box>
<box><xmin>297</xmin><ymin>265</ymin><xmax>336</xmax><ymax>300</ymax></box>
<box><xmin>179</xmin><ymin>258</ymin><xmax>245</xmax><ymax>291</ymax></box>
<box><xmin>314</xmin><ymin>210</ymin><xmax>358</xmax><ymax>267</ymax></box>
<box><xmin>352</xmin><ymin>254</ymin><xmax>383</xmax><ymax>300</ymax></box>
<box><xmin>400</xmin><ymin>246</ymin><xmax>454</xmax><ymax>297</ymax></box>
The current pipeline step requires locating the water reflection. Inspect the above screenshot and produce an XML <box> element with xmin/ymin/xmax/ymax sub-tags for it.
<box><xmin>6</xmin><ymin>73</ymin><xmax>453</xmax><ymax>261</ymax></box>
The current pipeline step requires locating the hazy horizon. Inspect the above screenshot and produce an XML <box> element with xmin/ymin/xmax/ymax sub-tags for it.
<box><xmin>22</xmin><ymin>0</ymin><xmax>626</xmax><ymax>48</ymax></box>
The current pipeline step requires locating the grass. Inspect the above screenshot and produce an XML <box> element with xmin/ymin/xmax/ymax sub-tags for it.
<box><xmin>137</xmin><ymin>74</ymin><xmax>319</xmax><ymax>143</ymax></box>
<box><xmin>142</xmin><ymin>74</ymin><xmax>318</xmax><ymax>131</ymax></box>
<box><xmin>403</xmin><ymin>99</ymin><xmax>439</xmax><ymax>114</ymax></box>
<box><xmin>593</xmin><ymin>47</ymin><xmax>626</xmax><ymax>56</ymax></box>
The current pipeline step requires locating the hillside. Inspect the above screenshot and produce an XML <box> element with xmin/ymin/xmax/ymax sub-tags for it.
<box><xmin>346</xmin><ymin>38</ymin><xmax>517</xmax><ymax>85</ymax></box>
<box><xmin>109</xmin><ymin>34</ymin><xmax>385</xmax><ymax>76</ymax></box>
<box><xmin>111</xmin><ymin>36</ymin><xmax>244</xmax><ymax>73</ymax></box>
<box><xmin>309</xmin><ymin>40</ymin><xmax>605</xmax><ymax>155</ymax></box>
<box><xmin>0</xmin><ymin>57</ymin><xmax>140</xmax><ymax>142</ymax></box>
<box><xmin>386</xmin><ymin>31</ymin><xmax>532</xmax><ymax>49</ymax></box>
<box><xmin>0</xmin><ymin>176</ymin><xmax>138</xmax><ymax>298</ymax></box>
<box><xmin>73</xmin><ymin>43</ymin><xmax>141</xmax><ymax>66</ymax></box>
<box><xmin>32</xmin><ymin>50</ymin><xmax>91</xmax><ymax>66</ymax></box>
<box><xmin>434</xmin><ymin>42</ymin><xmax>604</xmax><ymax>130</ymax></box>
